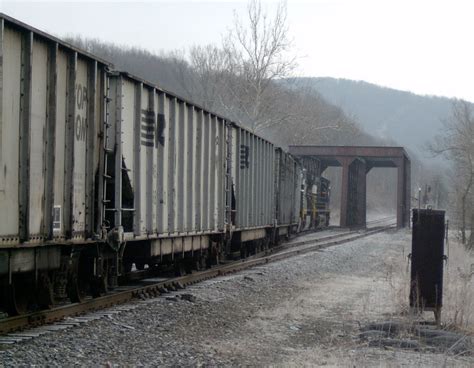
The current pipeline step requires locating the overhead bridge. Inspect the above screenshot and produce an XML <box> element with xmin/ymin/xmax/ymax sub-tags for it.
<box><xmin>289</xmin><ymin>146</ymin><xmax>411</xmax><ymax>228</ymax></box>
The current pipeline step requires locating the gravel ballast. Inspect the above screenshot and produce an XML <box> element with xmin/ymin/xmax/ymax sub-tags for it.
<box><xmin>1</xmin><ymin>229</ymin><xmax>472</xmax><ymax>367</ymax></box>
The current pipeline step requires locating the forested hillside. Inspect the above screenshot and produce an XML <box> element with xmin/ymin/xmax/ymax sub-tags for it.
<box><xmin>296</xmin><ymin>77</ymin><xmax>453</xmax><ymax>163</ymax></box>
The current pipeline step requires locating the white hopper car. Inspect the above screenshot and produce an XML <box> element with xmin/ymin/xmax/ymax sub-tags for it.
<box><xmin>0</xmin><ymin>14</ymin><xmax>328</xmax><ymax>315</ymax></box>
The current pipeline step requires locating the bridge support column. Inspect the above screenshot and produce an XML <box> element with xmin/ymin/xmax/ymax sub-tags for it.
<box><xmin>395</xmin><ymin>157</ymin><xmax>411</xmax><ymax>228</ymax></box>
<box><xmin>339</xmin><ymin>158</ymin><xmax>351</xmax><ymax>228</ymax></box>
<box><xmin>339</xmin><ymin>157</ymin><xmax>367</xmax><ymax>228</ymax></box>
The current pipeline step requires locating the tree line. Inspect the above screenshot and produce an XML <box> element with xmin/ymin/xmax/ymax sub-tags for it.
<box><xmin>430</xmin><ymin>100</ymin><xmax>474</xmax><ymax>248</ymax></box>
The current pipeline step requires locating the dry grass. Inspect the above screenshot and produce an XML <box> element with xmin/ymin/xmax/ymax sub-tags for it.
<box><xmin>387</xmin><ymin>231</ymin><xmax>474</xmax><ymax>332</ymax></box>
<box><xmin>443</xmin><ymin>237</ymin><xmax>474</xmax><ymax>331</ymax></box>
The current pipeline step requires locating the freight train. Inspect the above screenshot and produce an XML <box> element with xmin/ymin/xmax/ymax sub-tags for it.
<box><xmin>0</xmin><ymin>14</ymin><xmax>330</xmax><ymax>316</ymax></box>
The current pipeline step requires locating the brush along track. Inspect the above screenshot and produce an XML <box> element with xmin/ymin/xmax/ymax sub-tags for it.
<box><xmin>0</xmin><ymin>221</ymin><xmax>395</xmax><ymax>337</ymax></box>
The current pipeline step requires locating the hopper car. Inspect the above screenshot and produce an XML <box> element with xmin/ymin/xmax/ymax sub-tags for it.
<box><xmin>0</xmin><ymin>14</ymin><xmax>330</xmax><ymax>316</ymax></box>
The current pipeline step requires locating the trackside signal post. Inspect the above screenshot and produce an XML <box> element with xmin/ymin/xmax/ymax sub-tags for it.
<box><xmin>410</xmin><ymin>209</ymin><xmax>446</xmax><ymax>324</ymax></box>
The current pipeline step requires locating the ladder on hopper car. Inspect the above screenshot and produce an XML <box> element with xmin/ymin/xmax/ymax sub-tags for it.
<box><xmin>101</xmin><ymin>86</ymin><xmax>116</xmax><ymax>233</ymax></box>
<box><xmin>100</xmin><ymin>79</ymin><xmax>134</xmax><ymax>236</ymax></box>
<box><xmin>224</xmin><ymin>122</ymin><xmax>235</xmax><ymax>256</ymax></box>
<box><xmin>224</xmin><ymin>123</ymin><xmax>233</xmax><ymax>230</ymax></box>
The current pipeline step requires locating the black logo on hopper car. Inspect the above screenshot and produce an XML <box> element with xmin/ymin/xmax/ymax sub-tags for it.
<box><xmin>140</xmin><ymin>110</ymin><xmax>165</xmax><ymax>148</ymax></box>
<box><xmin>75</xmin><ymin>84</ymin><xmax>87</xmax><ymax>142</ymax></box>
<box><xmin>156</xmin><ymin>113</ymin><xmax>165</xmax><ymax>146</ymax></box>
<box><xmin>75</xmin><ymin>115</ymin><xmax>86</xmax><ymax>141</ymax></box>
<box><xmin>240</xmin><ymin>144</ymin><xmax>250</xmax><ymax>169</ymax></box>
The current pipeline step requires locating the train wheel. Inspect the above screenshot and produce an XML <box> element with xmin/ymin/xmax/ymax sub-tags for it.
<box><xmin>208</xmin><ymin>246</ymin><xmax>220</xmax><ymax>265</ymax></box>
<box><xmin>67</xmin><ymin>249</ymin><xmax>89</xmax><ymax>303</ymax></box>
<box><xmin>255</xmin><ymin>240</ymin><xmax>262</xmax><ymax>254</ymax></box>
<box><xmin>195</xmin><ymin>255</ymin><xmax>207</xmax><ymax>271</ymax></box>
<box><xmin>264</xmin><ymin>236</ymin><xmax>271</xmax><ymax>250</ymax></box>
<box><xmin>240</xmin><ymin>244</ymin><xmax>248</xmax><ymax>259</ymax></box>
<box><xmin>90</xmin><ymin>275</ymin><xmax>107</xmax><ymax>298</ymax></box>
<box><xmin>194</xmin><ymin>259</ymin><xmax>202</xmax><ymax>272</ymax></box>
<box><xmin>3</xmin><ymin>277</ymin><xmax>29</xmax><ymax>316</ymax></box>
<box><xmin>174</xmin><ymin>262</ymin><xmax>186</xmax><ymax>277</ymax></box>
<box><xmin>67</xmin><ymin>273</ymin><xmax>87</xmax><ymax>303</ymax></box>
<box><xmin>91</xmin><ymin>258</ymin><xmax>109</xmax><ymax>298</ymax></box>
<box><xmin>37</xmin><ymin>272</ymin><xmax>55</xmax><ymax>309</ymax></box>
<box><xmin>184</xmin><ymin>258</ymin><xmax>194</xmax><ymax>275</ymax></box>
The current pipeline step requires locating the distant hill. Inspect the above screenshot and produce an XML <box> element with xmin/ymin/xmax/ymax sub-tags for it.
<box><xmin>294</xmin><ymin>77</ymin><xmax>455</xmax><ymax>164</ymax></box>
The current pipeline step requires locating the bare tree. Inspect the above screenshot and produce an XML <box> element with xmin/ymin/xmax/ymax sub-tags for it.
<box><xmin>430</xmin><ymin>100</ymin><xmax>474</xmax><ymax>245</ymax></box>
<box><xmin>172</xmin><ymin>0</ymin><xmax>298</xmax><ymax>133</ymax></box>
<box><xmin>223</xmin><ymin>0</ymin><xmax>296</xmax><ymax>132</ymax></box>
<box><xmin>173</xmin><ymin>0</ymin><xmax>349</xmax><ymax>139</ymax></box>
<box><xmin>170</xmin><ymin>45</ymin><xmax>233</xmax><ymax>111</ymax></box>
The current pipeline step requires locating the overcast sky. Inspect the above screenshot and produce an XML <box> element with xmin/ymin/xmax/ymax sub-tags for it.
<box><xmin>2</xmin><ymin>0</ymin><xmax>474</xmax><ymax>102</ymax></box>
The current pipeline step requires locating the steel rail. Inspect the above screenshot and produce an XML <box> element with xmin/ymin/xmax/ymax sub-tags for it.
<box><xmin>0</xmin><ymin>222</ymin><xmax>395</xmax><ymax>335</ymax></box>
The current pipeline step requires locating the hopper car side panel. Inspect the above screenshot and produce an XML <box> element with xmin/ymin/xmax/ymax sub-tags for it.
<box><xmin>0</xmin><ymin>20</ymin><xmax>107</xmax><ymax>247</ymax></box>
<box><xmin>275</xmin><ymin>148</ymin><xmax>302</xmax><ymax>227</ymax></box>
<box><xmin>0</xmin><ymin>23</ymin><xmax>21</xmax><ymax>244</ymax></box>
<box><xmin>231</xmin><ymin>125</ymin><xmax>275</xmax><ymax>241</ymax></box>
<box><xmin>109</xmin><ymin>74</ymin><xmax>227</xmax><ymax>241</ymax></box>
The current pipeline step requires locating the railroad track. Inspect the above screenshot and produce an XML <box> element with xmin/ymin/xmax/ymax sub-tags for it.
<box><xmin>0</xmin><ymin>219</ymin><xmax>396</xmax><ymax>341</ymax></box>
<box><xmin>365</xmin><ymin>216</ymin><xmax>397</xmax><ymax>226</ymax></box>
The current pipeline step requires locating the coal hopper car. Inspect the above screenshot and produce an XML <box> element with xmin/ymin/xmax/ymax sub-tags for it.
<box><xmin>0</xmin><ymin>13</ymin><xmax>330</xmax><ymax>317</ymax></box>
<box><xmin>0</xmin><ymin>14</ymin><xmax>110</xmax><ymax>314</ymax></box>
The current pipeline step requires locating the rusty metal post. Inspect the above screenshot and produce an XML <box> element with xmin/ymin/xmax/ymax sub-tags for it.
<box><xmin>405</xmin><ymin>158</ymin><xmax>411</xmax><ymax>228</ymax></box>
<box><xmin>356</xmin><ymin>159</ymin><xmax>367</xmax><ymax>227</ymax></box>
<box><xmin>347</xmin><ymin>158</ymin><xmax>367</xmax><ymax>227</ymax></box>
<box><xmin>396</xmin><ymin>158</ymin><xmax>405</xmax><ymax>228</ymax></box>
<box><xmin>347</xmin><ymin>160</ymin><xmax>356</xmax><ymax>226</ymax></box>
<box><xmin>396</xmin><ymin>159</ymin><xmax>403</xmax><ymax>228</ymax></box>
<box><xmin>339</xmin><ymin>157</ymin><xmax>367</xmax><ymax>228</ymax></box>
<box><xmin>396</xmin><ymin>157</ymin><xmax>411</xmax><ymax>228</ymax></box>
<box><xmin>338</xmin><ymin>157</ymin><xmax>352</xmax><ymax>227</ymax></box>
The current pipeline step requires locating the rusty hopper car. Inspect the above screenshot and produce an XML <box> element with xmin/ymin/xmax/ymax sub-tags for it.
<box><xmin>0</xmin><ymin>14</ymin><xmax>111</xmax><ymax>314</ymax></box>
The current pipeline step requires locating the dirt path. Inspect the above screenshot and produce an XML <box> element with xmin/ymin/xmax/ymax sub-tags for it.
<box><xmin>196</xmin><ymin>230</ymin><xmax>473</xmax><ymax>367</ymax></box>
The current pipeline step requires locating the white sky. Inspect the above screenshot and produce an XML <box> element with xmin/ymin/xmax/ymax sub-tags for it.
<box><xmin>1</xmin><ymin>0</ymin><xmax>474</xmax><ymax>102</ymax></box>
